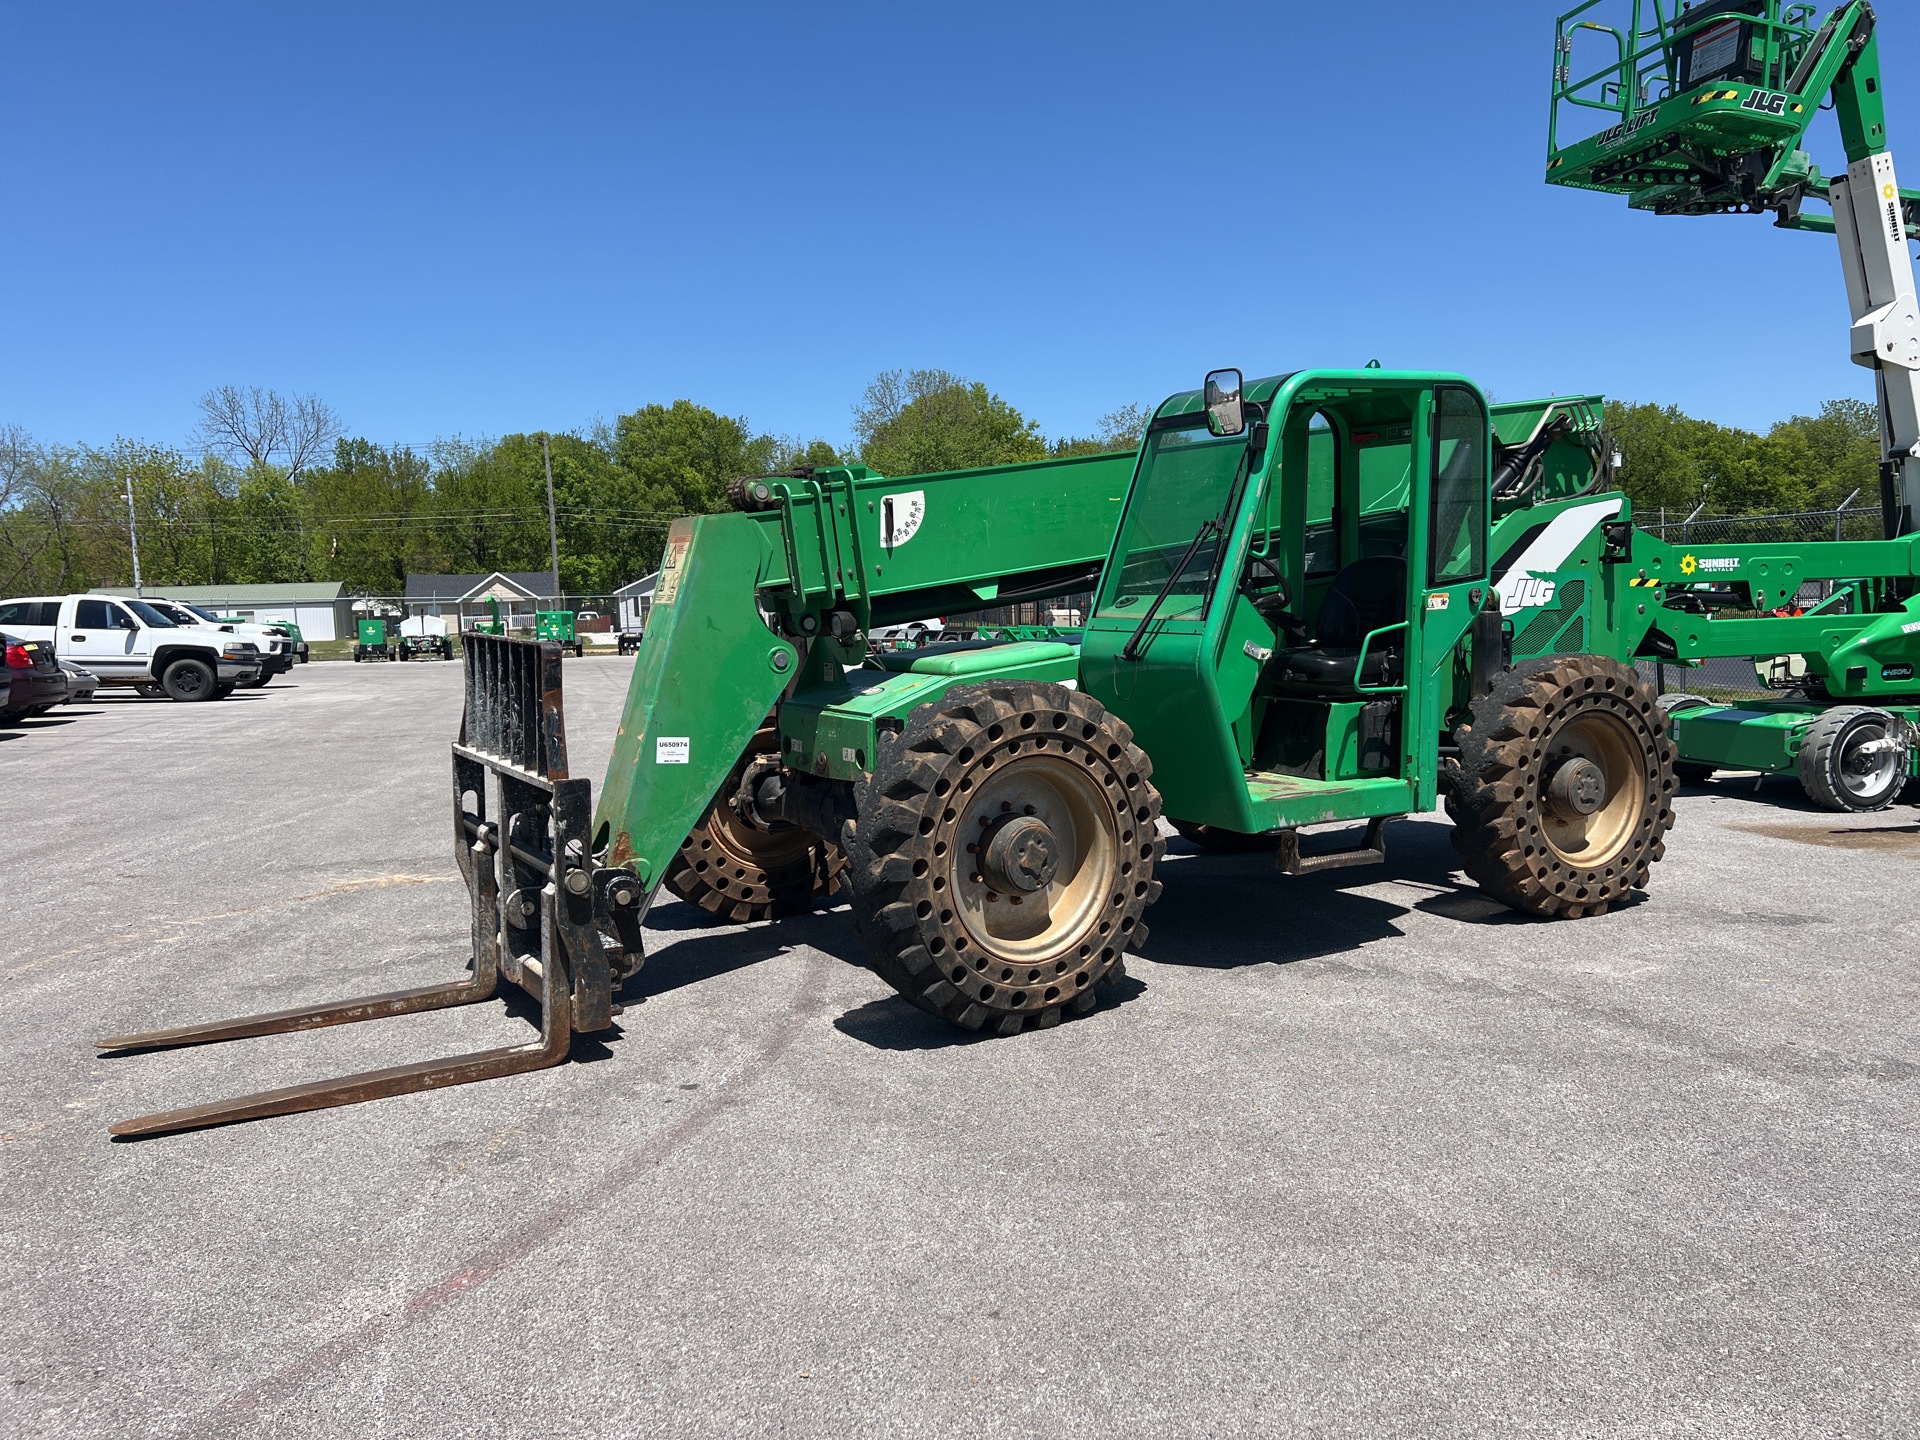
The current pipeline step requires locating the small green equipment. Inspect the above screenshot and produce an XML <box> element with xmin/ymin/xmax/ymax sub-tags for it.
<box><xmin>351</xmin><ymin>616</ymin><xmax>396</xmax><ymax>662</ymax></box>
<box><xmin>537</xmin><ymin>610</ymin><xmax>584</xmax><ymax>658</ymax></box>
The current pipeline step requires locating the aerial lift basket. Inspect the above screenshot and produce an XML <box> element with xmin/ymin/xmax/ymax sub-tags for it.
<box><xmin>97</xmin><ymin>634</ymin><xmax>641</xmax><ymax>1138</ymax></box>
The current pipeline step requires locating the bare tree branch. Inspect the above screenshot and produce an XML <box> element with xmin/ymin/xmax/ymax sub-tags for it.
<box><xmin>282</xmin><ymin>391</ymin><xmax>346</xmax><ymax>478</ymax></box>
<box><xmin>0</xmin><ymin>423</ymin><xmax>28</xmax><ymax>509</ymax></box>
<box><xmin>193</xmin><ymin>385</ymin><xmax>287</xmax><ymax>466</ymax></box>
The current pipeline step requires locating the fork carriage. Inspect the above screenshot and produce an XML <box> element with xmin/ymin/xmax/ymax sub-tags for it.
<box><xmin>98</xmin><ymin>634</ymin><xmax>645</xmax><ymax>1139</ymax></box>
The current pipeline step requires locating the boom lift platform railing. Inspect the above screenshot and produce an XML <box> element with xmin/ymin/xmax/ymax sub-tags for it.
<box><xmin>1549</xmin><ymin>0</ymin><xmax>1920</xmax><ymax>537</ymax></box>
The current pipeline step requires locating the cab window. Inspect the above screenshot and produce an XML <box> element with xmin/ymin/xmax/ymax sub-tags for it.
<box><xmin>75</xmin><ymin>599</ymin><xmax>123</xmax><ymax>629</ymax></box>
<box><xmin>1429</xmin><ymin>387</ymin><xmax>1488</xmax><ymax>586</ymax></box>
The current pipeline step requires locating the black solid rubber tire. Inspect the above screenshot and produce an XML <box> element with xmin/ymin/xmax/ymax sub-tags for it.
<box><xmin>161</xmin><ymin>657</ymin><xmax>217</xmax><ymax>702</ymax></box>
<box><xmin>1450</xmin><ymin>654</ymin><xmax>1677</xmax><ymax>919</ymax></box>
<box><xmin>1797</xmin><ymin>706</ymin><xmax>1907</xmax><ymax>813</ymax></box>
<box><xmin>846</xmin><ymin>680</ymin><xmax>1164</xmax><ymax>1035</ymax></box>
<box><xmin>214</xmin><ymin>683</ymin><xmax>236</xmax><ymax>699</ymax></box>
<box><xmin>662</xmin><ymin>726</ymin><xmax>847</xmax><ymax>922</ymax></box>
<box><xmin>1659</xmin><ymin>691</ymin><xmax>1718</xmax><ymax>786</ymax></box>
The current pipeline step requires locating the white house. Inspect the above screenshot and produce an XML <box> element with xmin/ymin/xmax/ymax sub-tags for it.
<box><xmin>614</xmin><ymin>571</ymin><xmax>657</xmax><ymax>632</ymax></box>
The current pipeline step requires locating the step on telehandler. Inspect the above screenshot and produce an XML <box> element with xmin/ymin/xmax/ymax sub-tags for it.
<box><xmin>99</xmin><ymin>368</ymin><xmax>1692</xmax><ymax>1136</ymax></box>
<box><xmin>1548</xmin><ymin>0</ymin><xmax>1920</xmax><ymax>809</ymax></box>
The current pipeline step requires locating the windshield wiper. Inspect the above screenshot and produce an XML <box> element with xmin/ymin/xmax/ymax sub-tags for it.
<box><xmin>1121</xmin><ymin>517</ymin><xmax>1220</xmax><ymax>662</ymax></box>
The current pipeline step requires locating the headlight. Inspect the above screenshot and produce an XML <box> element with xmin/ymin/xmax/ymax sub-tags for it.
<box><xmin>222</xmin><ymin>642</ymin><xmax>259</xmax><ymax>659</ymax></box>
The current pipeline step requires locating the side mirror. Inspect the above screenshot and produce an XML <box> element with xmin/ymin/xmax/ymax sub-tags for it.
<box><xmin>1204</xmin><ymin>369</ymin><xmax>1245</xmax><ymax>437</ymax></box>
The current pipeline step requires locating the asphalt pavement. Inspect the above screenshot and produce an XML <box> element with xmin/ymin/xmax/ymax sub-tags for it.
<box><xmin>1</xmin><ymin>657</ymin><xmax>1915</xmax><ymax>1439</ymax></box>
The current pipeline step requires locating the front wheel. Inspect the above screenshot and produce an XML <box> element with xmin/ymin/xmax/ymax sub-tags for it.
<box><xmin>663</xmin><ymin>725</ymin><xmax>847</xmax><ymax>921</ymax></box>
<box><xmin>1450</xmin><ymin>654</ymin><xmax>1676</xmax><ymax>919</ymax></box>
<box><xmin>161</xmin><ymin>657</ymin><xmax>217</xmax><ymax>702</ymax></box>
<box><xmin>847</xmin><ymin>682</ymin><xmax>1163</xmax><ymax>1035</ymax></box>
<box><xmin>1798</xmin><ymin>706</ymin><xmax>1909</xmax><ymax>813</ymax></box>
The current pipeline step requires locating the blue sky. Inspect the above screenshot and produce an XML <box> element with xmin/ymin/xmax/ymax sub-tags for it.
<box><xmin>3</xmin><ymin>1</ymin><xmax>1914</xmax><ymax>454</ymax></box>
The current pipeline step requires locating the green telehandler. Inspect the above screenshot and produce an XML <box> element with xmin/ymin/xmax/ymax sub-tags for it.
<box><xmin>99</xmin><ymin>371</ymin><xmax>1692</xmax><ymax>1136</ymax></box>
<box><xmin>94</xmin><ymin>1</ymin><xmax>1920</xmax><ymax>1137</ymax></box>
<box><xmin>1547</xmin><ymin>0</ymin><xmax>1920</xmax><ymax>809</ymax></box>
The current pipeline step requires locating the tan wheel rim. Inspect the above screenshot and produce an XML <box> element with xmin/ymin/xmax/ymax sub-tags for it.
<box><xmin>1540</xmin><ymin>711</ymin><xmax>1643</xmax><ymax>868</ymax></box>
<box><xmin>952</xmin><ymin>754</ymin><xmax>1117</xmax><ymax>965</ymax></box>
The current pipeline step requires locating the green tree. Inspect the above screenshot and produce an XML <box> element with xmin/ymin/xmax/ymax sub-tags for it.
<box><xmin>427</xmin><ymin>436</ymin><xmax>552</xmax><ymax>578</ymax></box>
<box><xmin>853</xmin><ymin>369</ymin><xmax>1048</xmax><ymax>477</ymax></box>
<box><xmin>1051</xmin><ymin>403</ymin><xmax>1150</xmax><ymax>458</ymax></box>
<box><xmin>303</xmin><ymin>439</ymin><xmax>435</xmax><ymax>593</ymax></box>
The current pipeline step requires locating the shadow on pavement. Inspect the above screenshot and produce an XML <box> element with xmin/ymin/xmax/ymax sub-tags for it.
<box><xmin>830</xmin><ymin>969</ymin><xmax>1151</xmax><ymax>1052</ymax></box>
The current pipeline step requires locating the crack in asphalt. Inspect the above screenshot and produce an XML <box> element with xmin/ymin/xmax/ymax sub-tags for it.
<box><xmin>174</xmin><ymin>948</ymin><xmax>830</xmax><ymax>1439</ymax></box>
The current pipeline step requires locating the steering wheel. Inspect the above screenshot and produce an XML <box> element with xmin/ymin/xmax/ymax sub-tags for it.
<box><xmin>1241</xmin><ymin>552</ymin><xmax>1290</xmax><ymax>608</ymax></box>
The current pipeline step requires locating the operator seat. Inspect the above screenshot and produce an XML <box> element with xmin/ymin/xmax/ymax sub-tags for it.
<box><xmin>1265</xmin><ymin>555</ymin><xmax>1406</xmax><ymax>695</ymax></box>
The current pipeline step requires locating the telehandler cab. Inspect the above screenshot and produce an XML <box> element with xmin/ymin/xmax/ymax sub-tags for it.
<box><xmin>99</xmin><ymin>370</ymin><xmax>1682</xmax><ymax>1136</ymax></box>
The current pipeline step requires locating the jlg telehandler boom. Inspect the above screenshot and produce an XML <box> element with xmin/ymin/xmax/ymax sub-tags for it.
<box><xmin>100</xmin><ymin>373</ymin><xmax>1686</xmax><ymax>1136</ymax></box>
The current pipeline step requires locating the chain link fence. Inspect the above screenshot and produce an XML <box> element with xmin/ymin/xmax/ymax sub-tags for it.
<box><xmin>1636</xmin><ymin>499</ymin><xmax>1884</xmax><ymax>547</ymax></box>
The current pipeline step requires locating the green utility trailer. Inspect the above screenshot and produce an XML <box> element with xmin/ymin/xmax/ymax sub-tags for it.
<box><xmin>537</xmin><ymin>610</ymin><xmax>585</xmax><ymax>658</ymax></box>
<box><xmin>401</xmin><ymin>630</ymin><xmax>454</xmax><ymax>661</ymax></box>
<box><xmin>351</xmin><ymin>616</ymin><xmax>397</xmax><ymax>662</ymax></box>
<box><xmin>1548</xmin><ymin>0</ymin><xmax>1920</xmax><ymax>809</ymax></box>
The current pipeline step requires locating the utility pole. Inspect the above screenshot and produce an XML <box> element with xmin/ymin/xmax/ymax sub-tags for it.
<box><xmin>541</xmin><ymin>433</ymin><xmax>561</xmax><ymax>605</ymax></box>
<box><xmin>123</xmin><ymin>473</ymin><xmax>144</xmax><ymax>596</ymax></box>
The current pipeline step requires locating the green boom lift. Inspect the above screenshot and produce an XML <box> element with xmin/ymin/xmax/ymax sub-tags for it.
<box><xmin>1548</xmin><ymin>0</ymin><xmax>1920</xmax><ymax>808</ymax></box>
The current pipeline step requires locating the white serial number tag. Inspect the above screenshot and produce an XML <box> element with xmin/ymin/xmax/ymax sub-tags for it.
<box><xmin>656</xmin><ymin>737</ymin><xmax>690</xmax><ymax>764</ymax></box>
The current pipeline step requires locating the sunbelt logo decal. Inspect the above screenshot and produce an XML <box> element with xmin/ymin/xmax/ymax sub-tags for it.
<box><xmin>1679</xmin><ymin>553</ymin><xmax>1738</xmax><ymax>576</ymax></box>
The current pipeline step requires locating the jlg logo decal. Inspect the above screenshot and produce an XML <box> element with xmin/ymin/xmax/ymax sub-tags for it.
<box><xmin>1740</xmin><ymin>89</ymin><xmax>1788</xmax><ymax>117</ymax></box>
<box><xmin>1501</xmin><ymin>576</ymin><xmax>1557</xmax><ymax>614</ymax></box>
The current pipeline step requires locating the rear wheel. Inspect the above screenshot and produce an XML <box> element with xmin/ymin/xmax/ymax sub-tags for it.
<box><xmin>847</xmin><ymin>682</ymin><xmax>1163</xmax><ymax>1035</ymax></box>
<box><xmin>161</xmin><ymin>657</ymin><xmax>217</xmax><ymax>702</ymax></box>
<box><xmin>1797</xmin><ymin>706</ymin><xmax>1909</xmax><ymax>813</ymax></box>
<box><xmin>663</xmin><ymin>725</ymin><xmax>847</xmax><ymax>921</ymax></box>
<box><xmin>214</xmin><ymin>682</ymin><xmax>236</xmax><ymax>699</ymax></box>
<box><xmin>135</xmin><ymin>682</ymin><xmax>164</xmax><ymax>699</ymax></box>
<box><xmin>1657</xmin><ymin>693</ymin><xmax>1716</xmax><ymax>785</ymax></box>
<box><xmin>1450</xmin><ymin>654</ymin><xmax>1676</xmax><ymax>919</ymax></box>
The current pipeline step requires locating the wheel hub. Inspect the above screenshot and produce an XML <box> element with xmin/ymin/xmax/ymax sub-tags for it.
<box><xmin>981</xmin><ymin>814</ymin><xmax>1059</xmax><ymax>895</ymax></box>
<box><xmin>1546</xmin><ymin>756</ymin><xmax>1607</xmax><ymax>818</ymax></box>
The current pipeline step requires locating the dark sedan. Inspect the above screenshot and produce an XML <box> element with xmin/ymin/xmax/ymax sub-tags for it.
<box><xmin>2</xmin><ymin>633</ymin><xmax>68</xmax><ymax>722</ymax></box>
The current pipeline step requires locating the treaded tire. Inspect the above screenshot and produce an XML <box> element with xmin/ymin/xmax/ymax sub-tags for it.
<box><xmin>663</xmin><ymin>725</ymin><xmax>847</xmax><ymax>922</ymax></box>
<box><xmin>1450</xmin><ymin>654</ymin><xmax>1676</xmax><ymax>919</ymax></box>
<box><xmin>1171</xmin><ymin>820</ymin><xmax>1281</xmax><ymax>853</ymax></box>
<box><xmin>846</xmin><ymin>681</ymin><xmax>1163</xmax><ymax>1036</ymax></box>
<box><xmin>1797</xmin><ymin>706</ymin><xmax>1908</xmax><ymax>813</ymax></box>
<box><xmin>161</xmin><ymin>657</ymin><xmax>217</xmax><ymax>702</ymax></box>
<box><xmin>1657</xmin><ymin>693</ymin><xmax>1716</xmax><ymax>786</ymax></box>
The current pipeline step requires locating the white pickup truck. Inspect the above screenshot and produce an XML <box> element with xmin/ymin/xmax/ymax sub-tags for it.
<box><xmin>138</xmin><ymin>598</ymin><xmax>294</xmax><ymax>687</ymax></box>
<box><xmin>0</xmin><ymin>594</ymin><xmax>262</xmax><ymax>701</ymax></box>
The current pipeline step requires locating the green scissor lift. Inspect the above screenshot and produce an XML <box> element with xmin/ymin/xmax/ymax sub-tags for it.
<box><xmin>1547</xmin><ymin>0</ymin><xmax>1920</xmax><ymax>808</ymax></box>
